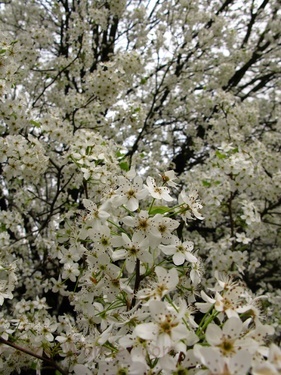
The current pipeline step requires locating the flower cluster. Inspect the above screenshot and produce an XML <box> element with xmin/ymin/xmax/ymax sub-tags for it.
<box><xmin>0</xmin><ymin>1</ymin><xmax>280</xmax><ymax>374</ymax></box>
<box><xmin>1</xmin><ymin>161</ymin><xmax>278</xmax><ymax>374</ymax></box>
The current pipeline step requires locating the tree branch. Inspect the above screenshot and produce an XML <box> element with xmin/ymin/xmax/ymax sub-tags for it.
<box><xmin>0</xmin><ymin>337</ymin><xmax>67</xmax><ymax>375</ymax></box>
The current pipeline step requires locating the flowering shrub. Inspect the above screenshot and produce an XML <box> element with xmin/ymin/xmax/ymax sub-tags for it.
<box><xmin>0</xmin><ymin>1</ymin><xmax>281</xmax><ymax>374</ymax></box>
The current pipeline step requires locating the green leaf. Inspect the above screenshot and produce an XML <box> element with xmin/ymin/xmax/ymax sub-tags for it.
<box><xmin>140</xmin><ymin>77</ymin><xmax>147</xmax><ymax>85</ymax></box>
<box><xmin>119</xmin><ymin>161</ymin><xmax>129</xmax><ymax>172</ymax></box>
<box><xmin>202</xmin><ymin>180</ymin><xmax>211</xmax><ymax>187</ymax></box>
<box><xmin>30</xmin><ymin>119</ymin><xmax>41</xmax><ymax>128</ymax></box>
<box><xmin>215</xmin><ymin>150</ymin><xmax>227</xmax><ymax>159</ymax></box>
<box><xmin>149</xmin><ymin>206</ymin><xmax>172</xmax><ymax>215</ymax></box>
<box><xmin>0</xmin><ymin>223</ymin><xmax>7</xmax><ymax>232</ymax></box>
<box><xmin>86</xmin><ymin>145</ymin><xmax>94</xmax><ymax>155</ymax></box>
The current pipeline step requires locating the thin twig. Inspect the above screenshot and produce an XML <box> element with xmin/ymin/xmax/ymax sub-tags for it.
<box><xmin>0</xmin><ymin>337</ymin><xmax>68</xmax><ymax>375</ymax></box>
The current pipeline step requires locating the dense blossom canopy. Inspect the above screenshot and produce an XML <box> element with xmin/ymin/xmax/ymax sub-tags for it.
<box><xmin>0</xmin><ymin>0</ymin><xmax>280</xmax><ymax>374</ymax></box>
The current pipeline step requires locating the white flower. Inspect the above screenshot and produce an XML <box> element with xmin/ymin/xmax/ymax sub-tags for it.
<box><xmin>87</xmin><ymin>225</ymin><xmax>113</xmax><ymax>255</ymax></box>
<box><xmin>161</xmin><ymin>170</ymin><xmax>178</xmax><ymax>187</ymax></box>
<box><xmin>178</xmin><ymin>190</ymin><xmax>204</xmax><ymax>220</ymax></box>
<box><xmin>190</xmin><ymin>257</ymin><xmax>203</xmax><ymax>285</ymax></box>
<box><xmin>194</xmin><ymin>345</ymin><xmax>252</xmax><ymax>375</ymax></box>
<box><xmin>159</xmin><ymin>235</ymin><xmax>197</xmax><ymax>265</ymax></box>
<box><xmin>196</xmin><ymin>290</ymin><xmax>216</xmax><ymax>313</ymax></box>
<box><xmin>211</xmin><ymin>271</ymin><xmax>239</xmax><ymax>293</ymax></box>
<box><xmin>62</xmin><ymin>262</ymin><xmax>80</xmax><ymax>282</ymax></box>
<box><xmin>58</xmin><ymin>246</ymin><xmax>81</xmax><ymax>264</ymax></box>
<box><xmin>111</xmin><ymin>232</ymin><xmax>152</xmax><ymax>273</ymax></box>
<box><xmin>134</xmin><ymin>300</ymin><xmax>190</xmax><ymax>357</ymax></box>
<box><xmin>252</xmin><ymin>343</ymin><xmax>281</xmax><ymax>375</ymax></box>
<box><xmin>112</xmin><ymin>175</ymin><xmax>148</xmax><ymax>211</ymax></box>
<box><xmin>97</xmin><ymin>349</ymin><xmax>148</xmax><ymax>375</ymax></box>
<box><xmin>236</xmin><ymin>232</ymin><xmax>252</xmax><ymax>244</ymax></box>
<box><xmin>93</xmin><ymin>254</ymin><xmax>123</xmax><ymax>301</ymax></box>
<box><xmin>118</xmin><ymin>333</ymin><xmax>148</xmax><ymax>366</ymax></box>
<box><xmin>34</xmin><ymin>318</ymin><xmax>58</xmax><ymax>342</ymax></box>
<box><xmin>218</xmin><ymin>142</ymin><xmax>235</xmax><ymax>152</ymax></box>
<box><xmin>137</xmin><ymin>266</ymin><xmax>179</xmax><ymax>301</ymax></box>
<box><xmin>196</xmin><ymin>285</ymin><xmax>247</xmax><ymax>318</ymax></box>
<box><xmin>204</xmin><ymin>317</ymin><xmax>257</xmax><ymax>356</ymax></box>
<box><xmin>122</xmin><ymin>210</ymin><xmax>162</xmax><ymax>246</ymax></box>
<box><xmin>144</xmin><ymin>176</ymin><xmax>174</xmax><ymax>201</ymax></box>
<box><xmin>82</xmin><ymin>199</ymin><xmax>110</xmax><ymax>228</ymax></box>
<box><xmin>0</xmin><ymin>280</ymin><xmax>13</xmax><ymax>306</ymax></box>
<box><xmin>0</xmin><ymin>261</ymin><xmax>17</xmax><ymax>305</ymax></box>
<box><xmin>152</xmin><ymin>214</ymin><xmax>179</xmax><ymax>244</ymax></box>
<box><xmin>241</xmin><ymin>200</ymin><xmax>260</xmax><ymax>225</ymax></box>
<box><xmin>214</xmin><ymin>286</ymin><xmax>246</xmax><ymax>318</ymax></box>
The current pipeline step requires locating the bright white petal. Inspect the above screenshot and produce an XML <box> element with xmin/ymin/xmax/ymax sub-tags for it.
<box><xmin>73</xmin><ymin>364</ymin><xmax>92</xmax><ymax>375</ymax></box>
<box><xmin>121</xmin><ymin>232</ymin><xmax>132</xmax><ymax>247</ymax></box>
<box><xmin>156</xmin><ymin>333</ymin><xmax>172</xmax><ymax>357</ymax></box>
<box><xmin>135</xmin><ymin>322</ymin><xmax>158</xmax><ymax>340</ymax></box>
<box><xmin>223</xmin><ymin>317</ymin><xmax>242</xmax><ymax>339</ymax></box>
<box><xmin>149</xmin><ymin>300</ymin><xmax>167</xmax><ymax>321</ymax></box>
<box><xmin>126</xmin><ymin>197</ymin><xmax>139</xmax><ymax>211</ymax></box>
<box><xmin>229</xmin><ymin>350</ymin><xmax>252</xmax><ymax>375</ymax></box>
<box><xmin>185</xmin><ymin>252</ymin><xmax>198</xmax><ymax>263</ymax></box>
<box><xmin>205</xmin><ymin>323</ymin><xmax>223</xmax><ymax>346</ymax></box>
<box><xmin>171</xmin><ymin>324</ymin><xmax>188</xmax><ymax>340</ymax></box>
<box><xmin>194</xmin><ymin>346</ymin><xmax>224</xmax><ymax>373</ymax></box>
<box><xmin>173</xmin><ymin>252</ymin><xmax>185</xmax><ymax>265</ymax></box>
<box><xmin>126</xmin><ymin>257</ymin><xmax>136</xmax><ymax>273</ymax></box>
<box><xmin>159</xmin><ymin>244</ymin><xmax>176</xmax><ymax>256</ymax></box>
<box><xmin>111</xmin><ymin>249</ymin><xmax>127</xmax><ymax>261</ymax></box>
<box><xmin>252</xmin><ymin>363</ymin><xmax>279</xmax><ymax>375</ymax></box>
<box><xmin>155</xmin><ymin>266</ymin><xmax>167</xmax><ymax>280</ymax></box>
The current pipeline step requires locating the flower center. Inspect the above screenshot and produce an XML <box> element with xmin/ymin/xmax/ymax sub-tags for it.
<box><xmin>126</xmin><ymin>189</ymin><xmax>135</xmax><ymax>198</ymax></box>
<box><xmin>129</xmin><ymin>246</ymin><xmax>138</xmax><ymax>255</ymax></box>
<box><xmin>219</xmin><ymin>339</ymin><xmax>235</xmax><ymax>355</ymax></box>
<box><xmin>159</xmin><ymin>315</ymin><xmax>178</xmax><ymax>335</ymax></box>
<box><xmin>158</xmin><ymin>224</ymin><xmax>167</xmax><ymax>233</ymax></box>
<box><xmin>138</xmin><ymin>219</ymin><xmax>148</xmax><ymax>230</ymax></box>
<box><xmin>156</xmin><ymin>284</ymin><xmax>167</xmax><ymax>296</ymax></box>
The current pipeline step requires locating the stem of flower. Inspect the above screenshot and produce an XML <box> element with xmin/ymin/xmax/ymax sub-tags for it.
<box><xmin>131</xmin><ymin>258</ymin><xmax>141</xmax><ymax>308</ymax></box>
<box><xmin>148</xmin><ymin>198</ymin><xmax>156</xmax><ymax>215</ymax></box>
<box><xmin>196</xmin><ymin>309</ymin><xmax>219</xmax><ymax>339</ymax></box>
